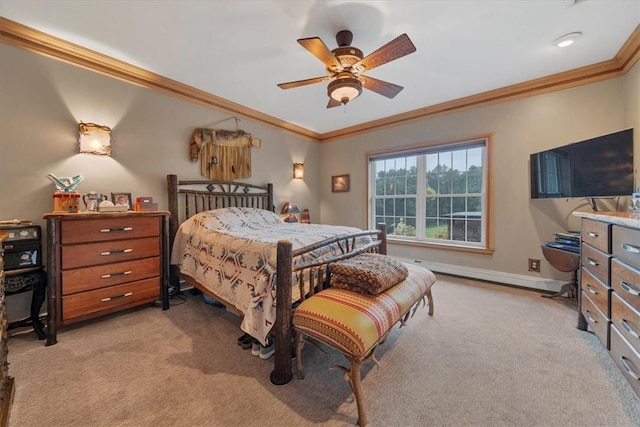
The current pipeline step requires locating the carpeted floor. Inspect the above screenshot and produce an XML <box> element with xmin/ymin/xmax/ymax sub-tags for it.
<box><xmin>6</xmin><ymin>274</ymin><xmax>640</xmax><ymax>426</ymax></box>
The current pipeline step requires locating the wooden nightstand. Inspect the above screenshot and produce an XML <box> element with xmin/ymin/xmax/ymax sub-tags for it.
<box><xmin>43</xmin><ymin>212</ymin><xmax>170</xmax><ymax>346</ymax></box>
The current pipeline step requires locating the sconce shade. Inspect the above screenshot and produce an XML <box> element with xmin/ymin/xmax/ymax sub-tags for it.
<box><xmin>79</xmin><ymin>122</ymin><xmax>111</xmax><ymax>155</ymax></box>
<box><xmin>293</xmin><ymin>163</ymin><xmax>304</xmax><ymax>179</ymax></box>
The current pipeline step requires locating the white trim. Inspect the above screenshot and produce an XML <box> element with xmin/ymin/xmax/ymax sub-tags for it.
<box><xmin>392</xmin><ymin>257</ymin><xmax>565</xmax><ymax>293</ymax></box>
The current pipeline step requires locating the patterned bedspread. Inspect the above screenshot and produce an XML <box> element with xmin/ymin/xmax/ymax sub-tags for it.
<box><xmin>170</xmin><ymin>207</ymin><xmax>370</xmax><ymax>344</ymax></box>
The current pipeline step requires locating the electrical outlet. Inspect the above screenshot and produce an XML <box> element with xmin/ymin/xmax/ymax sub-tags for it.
<box><xmin>528</xmin><ymin>258</ymin><xmax>540</xmax><ymax>272</ymax></box>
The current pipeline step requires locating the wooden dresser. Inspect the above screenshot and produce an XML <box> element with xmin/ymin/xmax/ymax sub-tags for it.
<box><xmin>576</xmin><ymin>212</ymin><xmax>640</xmax><ymax>397</ymax></box>
<box><xmin>0</xmin><ymin>232</ymin><xmax>14</xmax><ymax>426</ymax></box>
<box><xmin>43</xmin><ymin>212</ymin><xmax>170</xmax><ymax>346</ymax></box>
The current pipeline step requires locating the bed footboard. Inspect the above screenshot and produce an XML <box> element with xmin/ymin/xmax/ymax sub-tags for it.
<box><xmin>270</xmin><ymin>224</ymin><xmax>387</xmax><ymax>385</ymax></box>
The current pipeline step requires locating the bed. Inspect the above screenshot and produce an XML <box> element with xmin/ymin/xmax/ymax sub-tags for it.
<box><xmin>165</xmin><ymin>174</ymin><xmax>387</xmax><ymax>384</ymax></box>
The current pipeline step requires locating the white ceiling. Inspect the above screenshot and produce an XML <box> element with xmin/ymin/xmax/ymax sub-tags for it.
<box><xmin>1</xmin><ymin>0</ymin><xmax>638</xmax><ymax>135</ymax></box>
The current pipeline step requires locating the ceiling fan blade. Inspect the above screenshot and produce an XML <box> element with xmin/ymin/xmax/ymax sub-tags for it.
<box><xmin>278</xmin><ymin>76</ymin><xmax>330</xmax><ymax>90</ymax></box>
<box><xmin>361</xmin><ymin>76</ymin><xmax>404</xmax><ymax>99</ymax></box>
<box><xmin>326</xmin><ymin>98</ymin><xmax>342</xmax><ymax>108</ymax></box>
<box><xmin>353</xmin><ymin>33</ymin><xmax>416</xmax><ymax>73</ymax></box>
<box><xmin>298</xmin><ymin>37</ymin><xmax>343</xmax><ymax>71</ymax></box>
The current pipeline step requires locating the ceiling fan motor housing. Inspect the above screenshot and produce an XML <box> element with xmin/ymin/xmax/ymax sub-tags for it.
<box><xmin>331</xmin><ymin>46</ymin><xmax>363</xmax><ymax>70</ymax></box>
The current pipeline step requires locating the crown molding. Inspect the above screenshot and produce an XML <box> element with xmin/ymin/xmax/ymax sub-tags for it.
<box><xmin>1</xmin><ymin>18</ymin><xmax>638</xmax><ymax>144</ymax></box>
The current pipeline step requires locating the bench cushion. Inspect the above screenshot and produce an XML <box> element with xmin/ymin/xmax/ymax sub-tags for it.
<box><xmin>329</xmin><ymin>252</ymin><xmax>409</xmax><ymax>295</ymax></box>
<box><xmin>292</xmin><ymin>262</ymin><xmax>436</xmax><ymax>359</ymax></box>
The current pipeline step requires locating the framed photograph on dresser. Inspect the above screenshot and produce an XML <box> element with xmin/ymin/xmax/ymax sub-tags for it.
<box><xmin>111</xmin><ymin>192</ymin><xmax>132</xmax><ymax>210</ymax></box>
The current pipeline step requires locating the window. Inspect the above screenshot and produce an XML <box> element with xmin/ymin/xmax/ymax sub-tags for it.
<box><xmin>368</xmin><ymin>137</ymin><xmax>491</xmax><ymax>251</ymax></box>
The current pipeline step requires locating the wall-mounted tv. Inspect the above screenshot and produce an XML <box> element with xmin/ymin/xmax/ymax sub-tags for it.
<box><xmin>530</xmin><ymin>128</ymin><xmax>634</xmax><ymax>199</ymax></box>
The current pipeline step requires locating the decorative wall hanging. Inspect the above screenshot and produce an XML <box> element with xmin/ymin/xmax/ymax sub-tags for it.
<box><xmin>190</xmin><ymin>117</ymin><xmax>261</xmax><ymax>181</ymax></box>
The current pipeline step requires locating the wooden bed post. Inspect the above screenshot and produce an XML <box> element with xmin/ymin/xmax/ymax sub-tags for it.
<box><xmin>271</xmin><ymin>239</ymin><xmax>293</xmax><ymax>385</ymax></box>
<box><xmin>167</xmin><ymin>174</ymin><xmax>180</xmax><ymax>298</ymax></box>
<box><xmin>377</xmin><ymin>223</ymin><xmax>387</xmax><ymax>255</ymax></box>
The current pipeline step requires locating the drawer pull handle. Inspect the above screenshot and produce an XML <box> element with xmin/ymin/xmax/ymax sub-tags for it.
<box><xmin>585</xmin><ymin>310</ymin><xmax>597</xmax><ymax>324</ymax></box>
<box><xmin>587</xmin><ymin>231</ymin><xmax>599</xmax><ymax>238</ymax></box>
<box><xmin>585</xmin><ymin>258</ymin><xmax>598</xmax><ymax>266</ymax></box>
<box><xmin>621</xmin><ymin>243</ymin><xmax>640</xmax><ymax>254</ymax></box>
<box><xmin>100</xmin><ymin>227</ymin><xmax>133</xmax><ymax>233</ymax></box>
<box><xmin>585</xmin><ymin>285</ymin><xmax>598</xmax><ymax>295</ymax></box>
<box><xmin>100</xmin><ymin>249</ymin><xmax>133</xmax><ymax>256</ymax></box>
<box><xmin>620</xmin><ymin>281</ymin><xmax>640</xmax><ymax>296</ymax></box>
<box><xmin>100</xmin><ymin>271</ymin><xmax>132</xmax><ymax>279</ymax></box>
<box><xmin>101</xmin><ymin>292</ymin><xmax>133</xmax><ymax>302</ymax></box>
<box><xmin>621</xmin><ymin>319</ymin><xmax>640</xmax><ymax>339</ymax></box>
<box><xmin>620</xmin><ymin>356</ymin><xmax>640</xmax><ymax>381</ymax></box>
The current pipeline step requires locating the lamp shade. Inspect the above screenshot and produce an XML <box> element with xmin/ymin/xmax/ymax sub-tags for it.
<box><xmin>281</xmin><ymin>202</ymin><xmax>300</xmax><ymax>214</ymax></box>
<box><xmin>293</xmin><ymin>163</ymin><xmax>304</xmax><ymax>179</ymax></box>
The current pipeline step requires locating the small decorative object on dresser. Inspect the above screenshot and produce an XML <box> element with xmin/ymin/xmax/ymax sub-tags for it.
<box><xmin>111</xmin><ymin>192</ymin><xmax>132</xmax><ymax>210</ymax></box>
<box><xmin>42</xmin><ymin>211</ymin><xmax>170</xmax><ymax>346</ymax></box>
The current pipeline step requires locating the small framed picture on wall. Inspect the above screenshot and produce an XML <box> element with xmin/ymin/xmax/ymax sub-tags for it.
<box><xmin>332</xmin><ymin>174</ymin><xmax>350</xmax><ymax>193</ymax></box>
<box><xmin>111</xmin><ymin>192</ymin><xmax>132</xmax><ymax>210</ymax></box>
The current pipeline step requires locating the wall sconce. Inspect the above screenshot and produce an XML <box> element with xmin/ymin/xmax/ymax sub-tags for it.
<box><xmin>281</xmin><ymin>202</ymin><xmax>300</xmax><ymax>222</ymax></box>
<box><xmin>293</xmin><ymin>163</ymin><xmax>304</xmax><ymax>179</ymax></box>
<box><xmin>79</xmin><ymin>122</ymin><xmax>111</xmax><ymax>156</ymax></box>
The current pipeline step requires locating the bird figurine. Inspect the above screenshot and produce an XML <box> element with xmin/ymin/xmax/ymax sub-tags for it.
<box><xmin>46</xmin><ymin>173</ymin><xmax>84</xmax><ymax>192</ymax></box>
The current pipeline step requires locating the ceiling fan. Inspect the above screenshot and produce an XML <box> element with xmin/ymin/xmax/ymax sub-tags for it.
<box><xmin>278</xmin><ymin>30</ymin><xmax>417</xmax><ymax>108</ymax></box>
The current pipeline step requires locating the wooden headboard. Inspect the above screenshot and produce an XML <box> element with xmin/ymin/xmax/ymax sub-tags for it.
<box><xmin>166</xmin><ymin>174</ymin><xmax>274</xmax><ymax>249</ymax></box>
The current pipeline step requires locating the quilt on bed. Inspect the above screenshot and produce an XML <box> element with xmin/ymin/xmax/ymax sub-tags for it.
<box><xmin>171</xmin><ymin>207</ymin><xmax>371</xmax><ymax>344</ymax></box>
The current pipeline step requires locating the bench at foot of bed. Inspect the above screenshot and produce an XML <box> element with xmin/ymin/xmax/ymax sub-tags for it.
<box><xmin>291</xmin><ymin>262</ymin><xmax>436</xmax><ymax>427</ymax></box>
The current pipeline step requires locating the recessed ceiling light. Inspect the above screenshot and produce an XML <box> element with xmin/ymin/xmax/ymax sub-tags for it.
<box><xmin>552</xmin><ymin>32</ymin><xmax>582</xmax><ymax>47</ymax></box>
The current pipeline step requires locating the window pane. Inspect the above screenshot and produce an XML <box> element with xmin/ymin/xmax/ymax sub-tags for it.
<box><xmin>467</xmin><ymin>219</ymin><xmax>482</xmax><ymax>242</ymax></box>
<box><xmin>426</xmin><ymin>197</ymin><xmax>437</xmax><ymax>217</ymax></box>
<box><xmin>452</xmin><ymin>197</ymin><xmax>466</xmax><ymax>213</ymax></box>
<box><xmin>407</xmin><ymin>198</ymin><xmax>416</xmax><ymax>216</ymax></box>
<box><xmin>468</xmin><ymin>170</ymin><xmax>482</xmax><ymax>193</ymax></box>
<box><xmin>468</xmin><ymin>196</ymin><xmax>481</xmax><ymax>213</ymax></box>
<box><xmin>386</xmin><ymin>179</ymin><xmax>396</xmax><ymax>195</ymax></box>
<box><xmin>438</xmin><ymin>173</ymin><xmax>451</xmax><ymax>194</ymax></box>
<box><xmin>452</xmin><ymin>150</ymin><xmax>466</xmax><ymax>171</ymax></box>
<box><xmin>384</xmin><ymin>199</ymin><xmax>395</xmax><ymax>216</ymax></box>
<box><xmin>375</xmin><ymin>199</ymin><xmax>384</xmax><ymax>216</ymax></box>
<box><xmin>395</xmin><ymin>199</ymin><xmax>405</xmax><ymax>217</ymax></box>
<box><xmin>406</xmin><ymin>173</ymin><xmax>417</xmax><ymax>195</ymax></box>
<box><xmin>395</xmin><ymin>176</ymin><xmax>406</xmax><ymax>195</ymax></box>
<box><xmin>439</xmin><ymin>197</ymin><xmax>452</xmax><ymax>216</ymax></box>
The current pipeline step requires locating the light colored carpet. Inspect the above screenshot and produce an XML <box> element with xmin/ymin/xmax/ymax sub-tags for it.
<box><xmin>6</xmin><ymin>274</ymin><xmax>640</xmax><ymax>427</ymax></box>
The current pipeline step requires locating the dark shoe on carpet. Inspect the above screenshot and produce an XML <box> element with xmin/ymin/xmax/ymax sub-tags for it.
<box><xmin>237</xmin><ymin>333</ymin><xmax>253</xmax><ymax>348</ymax></box>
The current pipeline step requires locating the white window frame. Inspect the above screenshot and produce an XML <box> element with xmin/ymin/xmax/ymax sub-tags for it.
<box><xmin>367</xmin><ymin>136</ymin><xmax>493</xmax><ymax>254</ymax></box>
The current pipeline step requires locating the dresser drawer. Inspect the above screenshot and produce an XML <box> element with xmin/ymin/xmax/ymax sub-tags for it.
<box><xmin>581</xmin><ymin>243</ymin><xmax>611</xmax><ymax>285</ymax></box>
<box><xmin>613</xmin><ymin>225</ymin><xmax>640</xmax><ymax>269</ymax></box>
<box><xmin>612</xmin><ymin>258</ymin><xmax>640</xmax><ymax>310</ymax></box>
<box><xmin>62</xmin><ymin>236</ymin><xmax>160</xmax><ymax>269</ymax></box>
<box><xmin>610</xmin><ymin>325</ymin><xmax>640</xmax><ymax>397</ymax></box>
<box><xmin>61</xmin><ymin>217</ymin><xmax>160</xmax><ymax>244</ymax></box>
<box><xmin>62</xmin><ymin>257</ymin><xmax>160</xmax><ymax>295</ymax></box>
<box><xmin>581</xmin><ymin>292</ymin><xmax>609</xmax><ymax>349</ymax></box>
<box><xmin>612</xmin><ymin>292</ymin><xmax>640</xmax><ymax>354</ymax></box>
<box><xmin>581</xmin><ymin>218</ymin><xmax>611</xmax><ymax>253</ymax></box>
<box><xmin>581</xmin><ymin>268</ymin><xmax>610</xmax><ymax>318</ymax></box>
<box><xmin>62</xmin><ymin>277</ymin><xmax>159</xmax><ymax>321</ymax></box>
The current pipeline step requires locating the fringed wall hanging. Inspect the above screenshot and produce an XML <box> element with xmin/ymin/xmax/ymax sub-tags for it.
<box><xmin>190</xmin><ymin>117</ymin><xmax>261</xmax><ymax>181</ymax></box>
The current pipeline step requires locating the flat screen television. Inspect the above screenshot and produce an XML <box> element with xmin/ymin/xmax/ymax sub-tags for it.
<box><xmin>530</xmin><ymin>128</ymin><xmax>634</xmax><ymax>199</ymax></box>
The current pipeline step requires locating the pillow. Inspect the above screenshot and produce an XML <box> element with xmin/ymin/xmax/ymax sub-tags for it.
<box><xmin>328</xmin><ymin>253</ymin><xmax>409</xmax><ymax>295</ymax></box>
<box><xmin>196</xmin><ymin>207</ymin><xmax>282</xmax><ymax>231</ymax></box>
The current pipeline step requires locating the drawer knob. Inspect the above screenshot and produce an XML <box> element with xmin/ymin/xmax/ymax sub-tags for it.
<box><xmin>100</xmin><ymin>227</ymin><xmax>133</xmax><ymax>233</ymax></box>
<box><xmin>620</xmin><ymin>281</ymin><xmax>640</xmax><ymax>296</ymax></box>
<box><xmin>585</xmin><ymin>310</ymin><xmax>597</xmax><ymax>324</ymax></box>
<box><xmin>622</xmin><ymin>319</ymin><xmax>640</xmax><ymax>339</ymax></box>
<box><xmin>621</xmin><ymin>243</ymin><xmax>640</xmax><ymax>255</ymax></box>
<box><xmin>100</xmin><ymin>249</ymin><xmax>133</xmax><ymax>256</ymax></box>
<box><xmin>587</xmin><ymin>231</ymin><xmax>599</xmax><ymax>238</ymax></box>
<box><xmin>620</xmin><ymin>356</ymin><xmax>640</xmax><ymax>381</ymax></box>
<box><xmin>585</xmin><ymin>257</ymin><xmax>599</xmax><ymax>266</ymax></box>
<box><xmin>100</xmin><ymin>292</ymin><xmax>133</xmax><ymax>302</ymax></box>
<box><xmin>100</xmin><ymin>271</ymin><xmax>132</xmax><ymax>279</ymax></box>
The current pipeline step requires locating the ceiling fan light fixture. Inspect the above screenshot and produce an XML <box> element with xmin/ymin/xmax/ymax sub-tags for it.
<box><xmin>328</xmin><ymin>76</ymin><xmax>362</xmax><ymax>104</ymax></box>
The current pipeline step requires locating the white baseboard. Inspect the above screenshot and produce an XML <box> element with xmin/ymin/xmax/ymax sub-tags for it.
<box><xmin>392</xmin><ymin>257</ymin><xmax>565</xmax><ymax>293</ymax></box>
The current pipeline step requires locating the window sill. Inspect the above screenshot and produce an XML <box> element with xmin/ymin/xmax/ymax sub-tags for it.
<box><xmin>387</xmin><ymin>237</ymin><xmax>494</xmax><ymax>256</ymax></box>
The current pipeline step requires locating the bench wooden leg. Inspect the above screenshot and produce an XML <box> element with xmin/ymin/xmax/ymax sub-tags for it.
<box><xmin>295</xmin><ymin>331</ymin><xmax>305</xmax><ymax>380</ymax></box>
<box><xmin>346</xmin><ymin>356</ymin><xmax>368</xmax><ymax>427</ymax></box>
<box><xmin>427</xmin><ymin>290</ymin><xmax>434</xmax><ymax>316</ymax></box>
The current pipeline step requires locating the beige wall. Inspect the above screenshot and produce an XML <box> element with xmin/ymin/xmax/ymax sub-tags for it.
<box><xmin>1</xmin><ymin>41</ymin><xmax>638</xmax><ymax>290</ymax></box>
<box><xmin>319</xmin><ymin>74</ymin><xmax>635</xmax><ymax>287</ymax></box>
<box><xmin>624</xmin><ymin>61</ymin><xmax>640</xmax><ymax>185</ymax></box>
<box><xmin>0</xmin><ymin>44</ymin><xmax>321</xmax><ymax>229</ymax></box>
